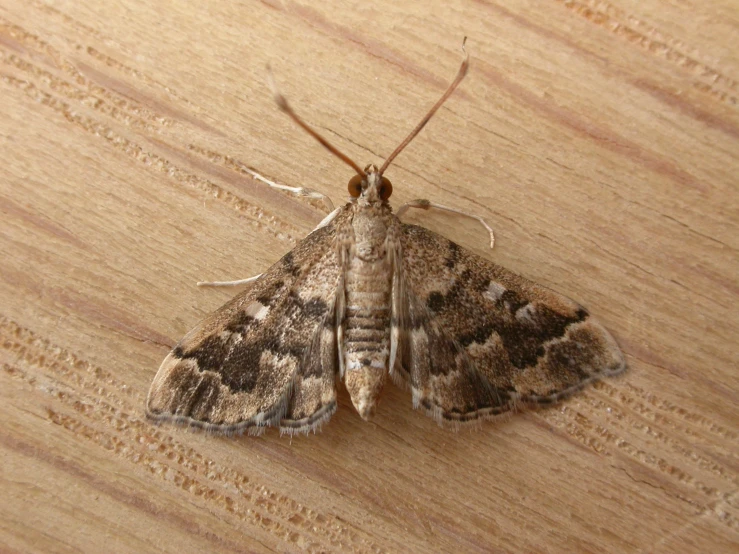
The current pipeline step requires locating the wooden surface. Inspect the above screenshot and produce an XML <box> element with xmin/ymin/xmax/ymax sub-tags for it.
<box><xmin>1</xmin><ymin>1</ymin><xmax>737</xmax><ymax>553</ymax></box>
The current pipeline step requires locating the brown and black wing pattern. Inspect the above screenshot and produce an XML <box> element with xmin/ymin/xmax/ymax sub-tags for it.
<box><xmin>393</xmin><ymin>222</ymin><xmax>626</xmax><ymax>425</ymax></box>
<box><xmin>146</xmin><ymin>210</ymin><xmax>351</xmax><ymax>435</ymax></box>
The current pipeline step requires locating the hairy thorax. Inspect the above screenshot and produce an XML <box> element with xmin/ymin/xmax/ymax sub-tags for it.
<box><xmin>342</xmin><ymin>205</ymin><xmax>394</xmax><ymax>420</ymax></box>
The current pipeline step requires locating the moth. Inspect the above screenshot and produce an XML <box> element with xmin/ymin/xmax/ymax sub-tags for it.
<box><xmin>146</xmin><ymin>43</ymin><xmax>626</xmax><ymax>436</ymax></box>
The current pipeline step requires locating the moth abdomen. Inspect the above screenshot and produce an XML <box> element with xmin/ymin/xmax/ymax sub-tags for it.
<box><xmin>342</xmin><ymin>255</ymin><xmax>392</xmax><ymax>420</ymax></box>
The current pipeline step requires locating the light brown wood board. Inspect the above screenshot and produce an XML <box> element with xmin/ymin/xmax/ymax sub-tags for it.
<box><xmin>1</xmin><ymin>1</ymin><xmax>737</xmax><ymax>553</ymax></box>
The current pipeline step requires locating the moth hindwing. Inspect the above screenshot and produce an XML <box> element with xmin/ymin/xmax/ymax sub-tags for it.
<box><xmin>146</xmin><ymin>44</ymin><xmax>625</xmax><ymax>435</ymax></box>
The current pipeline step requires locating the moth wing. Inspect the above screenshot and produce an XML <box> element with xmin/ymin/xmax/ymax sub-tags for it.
<box><xmin>392</xmin><ymin>223</ymin><xmax>626</xmax><ymax>425</ymax></box>
<box><xmin>146</xmin><ymin>210</ymin><xmax>351</xmax><ymax>435</ymax></box>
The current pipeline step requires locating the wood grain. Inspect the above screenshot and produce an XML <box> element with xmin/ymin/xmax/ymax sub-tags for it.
<box><xmin>1</xmin><ymin>1</ymin><xmax>737</xmax><ymax>552</ymax></box>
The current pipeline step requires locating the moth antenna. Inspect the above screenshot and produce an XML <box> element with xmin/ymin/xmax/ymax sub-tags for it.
<box><xmin>267</xmin><ymin>65</ymin><xmax>366</xmax><ymax>177</ymax></box>
<box><xmin>379</xmin><ymin>37</ymin><xmax>469</xmax><ymax>175</ymax></box>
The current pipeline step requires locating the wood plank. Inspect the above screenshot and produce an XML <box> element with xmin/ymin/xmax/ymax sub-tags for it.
<box><xmin>1</xmin><ymin>1</ymin><xmax>737</xmax><ymax>552</ymax></box>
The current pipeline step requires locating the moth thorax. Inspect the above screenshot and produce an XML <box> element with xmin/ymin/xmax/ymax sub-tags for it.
<box><xmin>344</xmin><ymin>365</ymin><xmax>386</xmax><ymax>421</ymax></box>
<box><xmin>351</xmin><ymin>210</ymin><xmax>391</xmax><ymax>261</ymax></box>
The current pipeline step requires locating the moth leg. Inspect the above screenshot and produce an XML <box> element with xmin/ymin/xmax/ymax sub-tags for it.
<box><xmin>242</xmin><ymin>166</ymin><xmax>335</xmax><ymax>212</ymax></box>
<box><xmin>312</xmin><ymin>207</ymin><xmax>342</xmax><ymax>232</ymax></box>
<box><xmin>196</xmin><ymin>274</ymin><xmax>262</xmax><ymax>288</ymax></box>
<box><xmin>396</xmin><ymin>199</ymin><xmax>495</xmax><ymax>249</ymax></box>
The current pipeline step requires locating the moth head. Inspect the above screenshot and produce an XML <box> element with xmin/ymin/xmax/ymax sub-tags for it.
<box><xmin>269</xmin><ymin>38</ymin><xmax>468</xmax><ymax>206</ymax></box>
<box><xmin>348</xmin><ymin>165</ymin><xmax>393</xmax><ymax>204</ymax></box>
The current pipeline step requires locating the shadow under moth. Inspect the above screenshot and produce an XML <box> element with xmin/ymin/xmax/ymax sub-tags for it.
<box><xmin>146</xmin><ymin>42</ymin><xmax>626</xmax><ymax>436</ymax></box>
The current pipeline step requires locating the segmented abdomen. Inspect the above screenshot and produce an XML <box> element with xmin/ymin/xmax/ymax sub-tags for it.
<box><xmin>343</xmin><ymin>259</ymin><xmax>392</xmax><ymax>371</ymax></box>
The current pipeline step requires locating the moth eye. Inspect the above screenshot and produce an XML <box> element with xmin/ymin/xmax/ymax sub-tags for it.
<box><xmin>378</xmin><ymin>177</ymin><xmax>393</xmax><ymax>200</ymax></box>
<box><xmin>348</xmin><ymin>174</ymin><xmax>363</xmax><ymax>198</ymax></box>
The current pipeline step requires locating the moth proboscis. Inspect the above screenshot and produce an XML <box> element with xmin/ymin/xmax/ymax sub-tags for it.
<box><xmin>146</xmin><ymin>41</ymin><xmax>626</xmax><ymax>436</ymax></box>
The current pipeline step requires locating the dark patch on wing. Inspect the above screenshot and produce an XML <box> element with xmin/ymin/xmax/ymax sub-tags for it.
<box><xmin>256</xmin><ymin>279</ymin><xmax>285</xmax><ymax>306</ymax></box>
<box><xmin>445</xmin><ymin>241</ymin><xmax>460</xmax><ymax>268</ymax></box>
<box><xmin>177</xmin><ymin>291</ymin><xmax>333</xmax><ymax>395</ymax></box>
<box><xmin>502</xmin><ymin>303</ymin><xmax>588</xmax><ymax>369</ymax></box>
<box><xmin>425</xmin><ymin>269</ymin><xmax>473</xmax><ymax>313</ymax></box>
<box><xmin>303</xmin><ymin>297</ymin><xmax>328</xmax><ymax>318</ymax></box>
<box><xmin>418</xmin><ymin>249</ymin><xmax>590</xmax><ymax>369</ymax></box>
<box><xmin>499</xmin><ymin>289</ymin><xmax>528</xmax><ymax>314</ymax></box>
<box><xmin>179</xmin><ymin>334</ymin><xmax>260</xmax><ymax>392</ymax></box>
<box><xmin>457</xmin><ymin>322</ymin><xmax>496</xmax><ymax>348</ymax></box>
<box><xmin>281</xmin><ymin>251</ymin><xmax>302</xmax><ymax>277</ymax></box>
<box><xmin>427</xmin><ymin>291</ymin><xmax>445</xmax><ymax>312</ymax></box>
<box><xmin>454</xmin><ymin>303</ymin><xmax>588</xmax><ymax>369</ymax></box>
<box><xmin>225</xmin><ymin>312</ymin><xmax>256</xmax><ymax>334</ymax></box>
